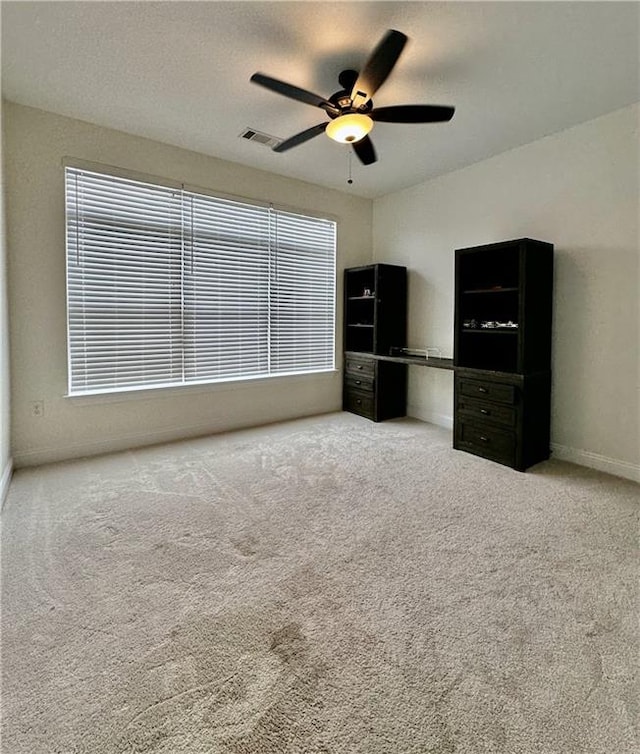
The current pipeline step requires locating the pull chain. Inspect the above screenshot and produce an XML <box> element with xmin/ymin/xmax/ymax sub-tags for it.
<box><xmin>347</xmin><ymin>149</ymin><xmax>353</xmax><ymax>185</ymax></box>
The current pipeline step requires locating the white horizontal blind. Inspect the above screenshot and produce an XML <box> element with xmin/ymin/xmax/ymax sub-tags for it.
<box><xmin>183</xmin><ymin>193</ymin><xmax>270</xmax><ymax>381</ymax></box>
<box><xmin>65</xmin><ymin>166</ymin><xmax>336</xmax><ymax>396</ymax></box>
<box><xmin>270</xmin><ymin>210</ymin><xmax>336</xmax><ymax>374</ymax></box>
<box><xmin>65</xmin><ymin>169</ymin><xmax>183</xmax><ymax>393</ymax></box>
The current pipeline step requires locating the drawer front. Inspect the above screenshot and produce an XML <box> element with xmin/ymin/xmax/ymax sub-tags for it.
<box><xmin>345</xmin><ymin>373</ymin><xmax>374</xmax><ymax>393</ymax></box>
<box><xmin>344</xmin><ymin>389</ymin><xmax>375</xmax><ymax>420</ymax></box>
<box><xmin>456</xmin><ymin>419</ymin><xmax>516</xmax><ymax>466</ymax></box>
<box><xmin>458</xmin><ymin>377</ymin><xmax>515</xmax><ymax>405</ymax></box>
<box><xmin>345</xmin><ymin>354</ymin><xmax>375</xmax><ymax>378</ymax></box>
<box><xmin>457</xmin><ymin>397</ymin><xmax>516</xmax><ymax>428</ymax></box>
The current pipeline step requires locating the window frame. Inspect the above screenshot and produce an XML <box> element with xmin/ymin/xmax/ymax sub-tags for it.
<box><xmin>63</xmin><ymin>159</ymin><xmax>338</xmax><ymax>398</ymax></box>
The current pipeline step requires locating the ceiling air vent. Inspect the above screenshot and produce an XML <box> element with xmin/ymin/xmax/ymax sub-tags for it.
<box><xmin>239</xmin><ymin>128</ymin><xmax>281</xmax><ymax>149</ymax></box>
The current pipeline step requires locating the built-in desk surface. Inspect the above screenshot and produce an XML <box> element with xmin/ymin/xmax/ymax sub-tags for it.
<box><xmin>345</xmin><ymin>350</ymin><xmax>454</xmax><ymax>370</ymax></box>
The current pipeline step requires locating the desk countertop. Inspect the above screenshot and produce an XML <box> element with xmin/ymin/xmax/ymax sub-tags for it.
<box><xmin>345</xmin><ymin>351</ymin><xmax>455</xmax><ymax>370</ymax></box>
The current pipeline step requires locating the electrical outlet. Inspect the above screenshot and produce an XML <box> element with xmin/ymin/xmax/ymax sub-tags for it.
<box><xmin>30</xmin><ymin>400</ymin><xmax>45</xmax><ymax>417</ymax></box>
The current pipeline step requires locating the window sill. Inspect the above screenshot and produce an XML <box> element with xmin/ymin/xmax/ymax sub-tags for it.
<box><xmin>65</xmin><ymin>368</ymin><xmax>339</xmax><ymax>406</ymax></box>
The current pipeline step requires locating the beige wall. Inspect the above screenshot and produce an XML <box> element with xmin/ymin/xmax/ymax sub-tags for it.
<box><xmin>4</xmin><ymin>102</ymin><xmax>372</xmax><ymax>466</ymax></box>
<box><xmin>1</xmin><ymin>107</ymin><xmax>11</xmax><ymax>498</ymax></box>
<box><xmin>374</xmin><ymin>104</ymin><xmax>640</xmax><ymax>481</ymax></box>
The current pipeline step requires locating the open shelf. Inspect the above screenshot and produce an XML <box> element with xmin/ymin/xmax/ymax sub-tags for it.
<box><xmin>457</xmin><ymin>330</ymin><xmax>518</xmax><ymax>372</ymax></box>
<box><xmin>455</xmin><ymin>239</ymin><xmax>553</xmax><ymax>374</ymax></box>
<box><xmin>343</xmin><ymin>264</ymin><xmax>406</xmax><ymax>355</ymax></box>
<box><xmin>462</xmin><ymin>287</ymin><xmax>519</xmax><ymax>295</ymax></box>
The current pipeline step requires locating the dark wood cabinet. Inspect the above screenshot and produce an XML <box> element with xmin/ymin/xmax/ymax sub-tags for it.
<box><xmin>343</xmin><ymin>264</ymin><xmax>407</xmax><ymax>421</ymax></box>
<box><xmin>343</xmin><ymin>353</ymin><xmax>407</xmax><ymax>422</ymax></box>
<box><xmin>454</xmin><ymin>368</ymin><xmax>551</xmax><ymax>471</ymax></box>
<box><xmin>343</xmin><ymin>246</ymin><xmax>553</xmax><ymax>470</ymax></box>
<box><xmin>453</xmin><ymin>239</ymin><xmax>553</xmax><ymax>470</ymax></box>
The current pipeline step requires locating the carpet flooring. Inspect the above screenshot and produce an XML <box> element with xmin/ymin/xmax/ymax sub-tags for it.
<box><xmin>1</xmin><ymin>413</ymin><xmax>638</xmax><ymax>753</ymax></box>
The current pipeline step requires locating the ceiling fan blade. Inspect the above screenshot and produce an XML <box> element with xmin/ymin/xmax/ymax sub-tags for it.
<box><xmin>370</xmin><ymin>105</ymin><xmax>455</xmax><ymax>123</ymax></box>
<box><xmin>350</xmin><ymin>30</ymin><xmax>408</xmax><ymax>108</ymax></box>
<box><xmin>250</xmin><ymin>73</ymin><xmax>339</xmax><ymax>115</ymax></box>
<box><xmin>352</xmin><ymin>135</ymin><xmax>377</xmax><ymax>166</ymax></box>
<box><xmin>273</xmin><ymin>123</ymin><xmax>328</xmax><ymax>153</ymax></box>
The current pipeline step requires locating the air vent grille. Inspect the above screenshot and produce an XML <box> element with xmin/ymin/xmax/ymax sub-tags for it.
<box><xmin>239</xmin><ymin>128</ymin><xmax>281</xmax><ymax>149</ymax></box>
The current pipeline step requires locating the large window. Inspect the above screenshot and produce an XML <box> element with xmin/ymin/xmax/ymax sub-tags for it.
<box><xmin>65</xmin><ymin>166</ymin><xmax>336</xmax><ymax>395</ymax></box>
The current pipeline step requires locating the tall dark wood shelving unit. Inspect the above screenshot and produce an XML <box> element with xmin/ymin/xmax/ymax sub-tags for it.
<box><xmin>453</xmin><ymin>238</ymin><xmax>554</xmax><ymax>470</ymax></box>
<box><xmin>343</xmin><ymin>264</ymin><xmax>407</xmax><ymax>422</ymax></box>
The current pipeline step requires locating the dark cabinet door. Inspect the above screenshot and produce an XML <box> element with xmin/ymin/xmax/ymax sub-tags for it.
<box><xmin>373</xmin><ymin>265</ymin><xmax>407</xmax><ymax>356</ymax></box>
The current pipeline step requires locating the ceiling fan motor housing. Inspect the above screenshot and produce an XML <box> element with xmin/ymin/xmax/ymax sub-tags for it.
<box><xmin>328</xmin><ymin>70</ymin><xmax>373</xmax><ymax>118</ymax></box>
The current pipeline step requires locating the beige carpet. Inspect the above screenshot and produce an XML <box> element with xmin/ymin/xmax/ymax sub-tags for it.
<box><xmin>1</xmin><ymin>413</ymin><xmax>638</xmax><ymax>753</ymax></box>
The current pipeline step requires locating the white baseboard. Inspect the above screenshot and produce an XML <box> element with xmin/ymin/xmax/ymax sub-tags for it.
<box><xmin>14</xmin><ymin>427</ymin><xmax>208</xmax><ymax>467</ymax></box>
<box><xmin>407</xmin><ymin>404</ymin><xmax>454</xmax><ymax>430</ymax></box>
<box><xmin>550</xmin><ymin>443</ymin><xmax>639</xmax><ymax>483</ymax></box>
<box><xmin>405</xmin><ymin>410</ymin><xmax>638</xmax><ymax>483</ymax></box>
<box><xmin>1</xmin><ymin>457</ymin><xmax>13</xmax><ymax>510</ymax></box>
<box><xmin>12</xmin><ymin>407</ymin><xmax>339</xmax><ymax>468</ymax></box>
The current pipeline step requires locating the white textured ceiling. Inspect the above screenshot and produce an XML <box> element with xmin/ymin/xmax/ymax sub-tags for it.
<box><xmin>2</xmin><ymin>1</ymin><xmax>639</xmax><ymax>198</ymax></box>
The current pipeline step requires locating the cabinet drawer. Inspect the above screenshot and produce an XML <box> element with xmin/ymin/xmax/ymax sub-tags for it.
<box><xmin>344</xmin><ymin>389</ymin><xmax>375</xmax><ymax>420</ymax></box>
<box><xmin>458</xmin><ymin>378</ymin><xmax>515</xmax><ymax>405</ymax></box>
<box><xmin>345</xmin><ymin>355</ymin><xmax>375</xmax><ymax>377</ymax></box>
<box><xmin>456</xmin><ymin>419</ymin><xmax>516</xmax><ymax>466</ymax></box>
<box><xmin>457</xmin><ymin>397</ymin><xmax>516</xmax><ymax>428</ymax></box>
<box><xmin>345</xmin><ymin>373</ymin><xmax>374</xmax><ymax>393</ymax></box>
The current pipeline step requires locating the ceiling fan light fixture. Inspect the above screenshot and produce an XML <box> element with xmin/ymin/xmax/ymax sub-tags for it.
<box><xmin>325</xmin><ymin>113</ymin><xmax>373</xmax><ymax>144</ymax></box>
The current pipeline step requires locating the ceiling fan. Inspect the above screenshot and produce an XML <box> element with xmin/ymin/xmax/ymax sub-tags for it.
<box><xmin>249</xmin><ymin>29</ymin><xmax>455</xmax><ymax>166</ymax></box>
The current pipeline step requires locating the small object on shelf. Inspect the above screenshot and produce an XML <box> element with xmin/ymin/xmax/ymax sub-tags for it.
<box><xmin>390</xmin><ymin>347</ymin><xmax>428</xmax><ymax>359</ymax></box>
<box><xmin>363</xmin><ymin>288</ymin><xmax>372</xmax><ymax>296</ymax></box>
<box><xmin>389</xmin><ymin>346</ymin><xmax>443</xmax><ymax>360</ymax></box>
<box><xmin>479</xmin><ymin>320</ymin><xmax>519</xmax><ymax>329</ymax></box>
